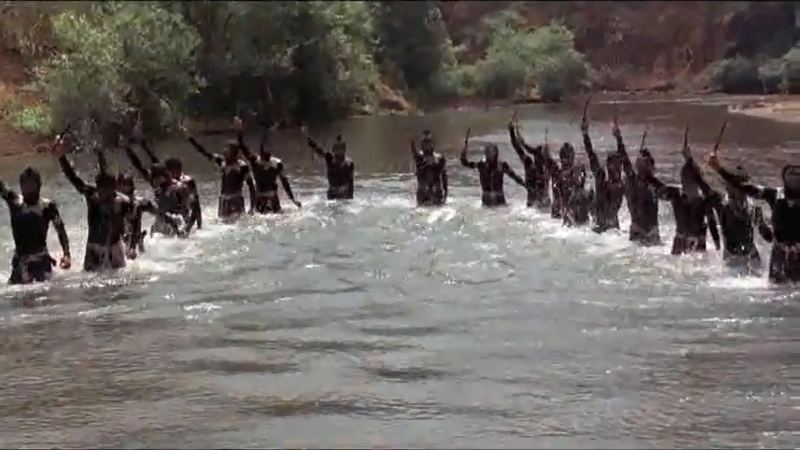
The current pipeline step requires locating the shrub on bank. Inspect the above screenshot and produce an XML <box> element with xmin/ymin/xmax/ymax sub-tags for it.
<box><xmin>12</xmin><ymin>104</ymin><xmax>53</xmax><ymax>136</ymax></box>
<box><xmin>474</xmin><ymin>13</ymin><xmax>587</xmax><ymax>101</ymax></box>
<box><xmin>707</xmin><ymin>56</ymin><xmax>760</xmax><ymax>94</ymax></box>
<box><xmin>36</xmin><ymin>3</ymin><xmax>200</xmax><ymax>145</ymax></box>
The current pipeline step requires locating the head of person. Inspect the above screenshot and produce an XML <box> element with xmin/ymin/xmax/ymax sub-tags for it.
<box><xmin>723</xmin><ymin>165</ymin><xmax>749</xmax><ymax>201</ymax></box>
<box><xmin>484</xmin><ymin>143</ymin><xmax>499</xmax><ymax>164</ymax></box>
<box><xmin>635</xmin><ymin>148</ymin><xmax>655</xmax><ymax>177</ymax></box>
<box><xmin>680</xmin><ymin>161</ymin><xmax>700</xmax><ymax>200</ymax></box>
<box><xmin>559</xmin><ymin>143</ymin><xmax>575</xmax><ymax>168</ymax></box>
<box><xmin>606</xmin><ymin>152</ymin><xmax>622</xmax><ymax>182</ymax></box>
<box><xmin>421</xmin><ymin>130</ymin><xmax>434</xmax><ymax>155</ymax></box>
<box><xmin>224</xmin><ymin>140</ymin><xmax>240</xmax><ymax>162</ymax></box>
<box><xmin>151</xmin><ymin>163</ymin><xmax>171</xmax><ymax>188</ymax></box>
<box><xmin>782</xmin><ymin>165</ymin><xmax>800</xmax><ymax>200</ymax></box>
<box><xmin>95</xmin><ymin>172</ymin><xmax>117</xmax><ymax>201</ymax></box>
<box><xmin>164</xmin><ymin>157</ymin><xmax>183</xmax><ymax>179</ymax></box>
<box><xmin>332</xmin><ymin>134</ymin><xmax>347</xmax><ymax>160</ymax></box>
<box><xmin>116</xmin><ymin>171</ymin><xmax>135</xmax><ymax>197</ymax></box>
<box><xmin>19</xmin><ymin>166</ymin><xmax>42</xmax><ymax>204</ymax></box>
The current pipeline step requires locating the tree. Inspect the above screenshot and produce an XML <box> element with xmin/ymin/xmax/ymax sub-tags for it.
<box><xmin>37</xmin><ymin>2</ymin><xmax>200</xmax><ymax>146</ymax></box>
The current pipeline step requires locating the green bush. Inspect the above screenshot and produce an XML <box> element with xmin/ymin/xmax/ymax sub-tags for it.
<box><xmin>758</xmin><ymin>58</ymin><xmax>785</xmax><ymax>93</ymax></box>
<box><xmin>11</xmin><ymin>104</ymin><xmax>53</xmax><ymax>136</ymax></box>
<box><xmin>708</xmin><ymin>57</ymin><xmax>760</xmax><ymax>93</ymax></box>
<box><xmin>35</xmin><ymin>2</ymin><xmax>200</xmax><ymax>146</ymax></box>
<box><xmin>474</xmin><ymin>15</ymin><xmax>587</xmax><ymax>101</ymax></box>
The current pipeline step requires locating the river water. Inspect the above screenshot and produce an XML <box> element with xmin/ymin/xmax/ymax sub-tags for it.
<box><xmin>0</xmin><ymin>97</ymin><xmax>797</xmax><ymax>448</ymax></box>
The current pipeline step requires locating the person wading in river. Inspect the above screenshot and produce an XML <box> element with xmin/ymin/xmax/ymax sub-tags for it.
<box><xmin>508</xmin><ymin>113</ymin><xmax>551</xmax><ymax>211</ymax></box>
<box><xmin>645</xmin><ymin>127</ymin><xmax>720</xmax><ymax>255</ymax></box>
<box><xmin>123</xmin><ymin>139</ymin><xmax>195</xmax><ymax>238</ymax></box>
<box><xmin>104</xmin><ymin>147</ymin><xmax>186</xmax><ymax>259</ymax></box>
<box><xmin>580</xmin><ymin>101</ymin><xmax>625</xmax><ymax>233</ymax></box>
<box><xmin>460</xmin><ymin>128</ymin><xmax>526</xmax><ymax>207</ymax></box>
<box><xmin>563</xmin><ymin>164</ymin><xmax>594</xmax><ymax>227</ymax></box>
<box><xmin>693</xmin><ymin>124</ymin><xmax>772</xmax><ymax>274</ymax></box>
<box><xmin>129</xmin><ymin>116</ymin><xmax>203</xmax><ymax>230</ymax></box>
<box><xmin>1</xmin><ymin>159</ymin><xmax>71</xmax><ymax>284</ymax></box>
<box><xmin>543</xmin><ymin>139</ymin><xmax>579</xmax><ymax>220</ymax></box>
<box><xmin>710</xmin><ymin>153</ymin><xmax>800</xmax><ymax>284</ymax></box>
<box><xmin>615</xmin><ymin>117</ymin><xmax>661</xmax><ymax>245</ymax></box>
<box><xmin>305</xmin><ymin>132</ymin><xmax>355</xmax><ymax>200</ymax></box>
<box><xmin>54</xmin><ymin>135</ymin><xmax>134</xmax><ymax>272</ymax></box>
<box><xmin>184</xmin><ymin>124</ymin><xmax>256</xmax><ymax>222</ymax></box>
<box><xmin>233</xmin><ymin>116</ymin><xmax>301</xmax><ymax>213</ymax></box>
<box><xmin>410</xmin><ymin>129</ymin><xmax>448</xmax><ymax>206</ymax></box>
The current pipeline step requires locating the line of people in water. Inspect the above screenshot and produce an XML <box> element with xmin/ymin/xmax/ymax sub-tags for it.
<box><xmin>2</xmin><ymin>105</ymin><xmax>799</xmax><ymax>286</ymax></box>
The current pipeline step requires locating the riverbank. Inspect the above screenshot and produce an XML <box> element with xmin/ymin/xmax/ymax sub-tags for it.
<box><xmin>728</xmin><ymin>95</ymin><xmax>800</xmax><ymax>124</ymax></box>
<box><xmin>1</xmin><ymin>90</ymin><xmax>798</xmax><ymax>159</ymax></box>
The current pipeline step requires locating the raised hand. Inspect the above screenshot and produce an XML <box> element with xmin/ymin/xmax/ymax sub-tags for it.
<box><xmin>51</xmin><ymin>133</ymin><xmax>69</xmax><ymax>158</ymax></box>
<box><xmin>233</xmin><ymin>115</ymin><xmax>244</xmax><ymax>132</ymax></box>
<box><xmin>581</xmin><ymin>96</ymin><xmax>591</xmax><ymax>133</ymax></box>
<box><xmin>682</xmin><ymin>125</ymin><xmax>691</xmax><ymax>160</ymax></box>
<box><xmin>611</xmin><ymin>116</ymin><xmax>620</xmax><ymax>138</ymax></box>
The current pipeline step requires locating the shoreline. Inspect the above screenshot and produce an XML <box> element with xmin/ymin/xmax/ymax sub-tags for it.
<box><xmin>1</xmin><ymin>93</ymin><xmax>797</xmax><ymax>160</ymax></box>
<box><xmin>727</xmin><ymin>95</ymin><xmax>800</xmax><ymax>124</ymax></box>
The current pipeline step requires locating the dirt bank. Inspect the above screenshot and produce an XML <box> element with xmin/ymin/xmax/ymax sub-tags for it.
<box><xmin>0</xmin><ymin>50</ymin><xmax>43</xmax><ymax>158</ymax></box>
<box><xmin>729</xmin><ymin>96</ymin><xmax>800</xmax><ymax>124</ymax></box>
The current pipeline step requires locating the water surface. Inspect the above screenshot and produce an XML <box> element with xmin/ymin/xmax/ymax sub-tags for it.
<box><xmin>0</xmin><ymin>97</ymin><xmax>797</xmax><ymax>448</ymax></box>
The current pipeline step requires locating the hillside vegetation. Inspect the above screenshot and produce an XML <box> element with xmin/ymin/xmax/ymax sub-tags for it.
<box><xmin>0</xmin><ymin>1</ymin><xmax>796</xmax><ymax>149</ymax></box>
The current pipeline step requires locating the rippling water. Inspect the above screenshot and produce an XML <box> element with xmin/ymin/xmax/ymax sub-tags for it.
<box><xmin>0</xmin><ymin>97</ymin><xmax>798</xmax><ymax>448</ymax></box>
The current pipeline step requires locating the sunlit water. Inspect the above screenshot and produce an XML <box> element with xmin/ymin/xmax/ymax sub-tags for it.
<box><xmin>0</xmin><ymin>97</ymin><xmax>797</xmax><ymax>448</ymax></box>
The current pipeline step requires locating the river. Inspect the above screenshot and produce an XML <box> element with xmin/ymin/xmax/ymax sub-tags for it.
<box><xmin>0</xmin><ymin>97</ymin><xmax>797</xmax><ymax>448</ymax></box>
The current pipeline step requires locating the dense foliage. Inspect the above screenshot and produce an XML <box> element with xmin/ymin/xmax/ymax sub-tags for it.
<box><xmin>12</xmin><ymin>1</ymin><xmax>591</xmax><ymax>143</ymax></box>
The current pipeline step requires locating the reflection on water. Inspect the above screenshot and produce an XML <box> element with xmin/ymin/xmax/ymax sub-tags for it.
<box><xmin>0</xmin><ymin>97</ymin><xmax>797</xmax><ymax>448</ymax></box>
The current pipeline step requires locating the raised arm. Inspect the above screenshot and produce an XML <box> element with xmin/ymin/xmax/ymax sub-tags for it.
<box><xmin>186</xmin><ymin>133</ymin><xmax>220</xmax><ymax>166</ymax></box>
<box><xmin>140</xmin><ymin>140</ymin><xmax>160</xmax><ymax>164</ymax></box>
<box><xmin>710</xmin><ymin>156</ymin><xmax>778</xmax><ymax>208</ymax></box>
<box><xmin>689</xmin><ymin>157</ymin><xmax>724</xmax><ymax>211</ymax></box>
<box><xmin>706</xmin><ymin>201</ymin><xmax>721</xmax><ymax>250</ymax></box>
<box><xmin>613</xmin><ymin>120</ymin><xmax>635</xmax><ymax>179</ymax></box>
<box><xmin>460</xmin><ymin>128</ymin><xmax>477</xmax><ymax>169</ymax></box>
<box><xmin>508</xmin><ymin>122</ymin><xmax>528</xmax><ymax>163</ymax></box>
<box><xmin>306</xmin><ymin>135</ymin><xmax>327</xmax><ymax>158</ymax></box>
<box><xmin>541</xmin><ymin>144</ymin><xmax>560</xmax><ymax>177</ymax></box>
<box><xmin>58</xmin><ymin>153</ymin><xmax>92</xmax><ymax>195</ymax></box>
<box><xmin>581</xmin><ymin>120</ymin><xmax>602</xmax><ymax>177</ymax></box>
<box><xmin>503</xmin><ymin>162</ymin><xmax>526</xmax><ymax>187</ymax></box>
<box><xmin>0</xmin><ymin>177</ymin><xmax>18</xmax><ymax>206</ymax></box>
<box><xmin>95</xmin><ymin>147</ymin><xmax>109</xmax><ymax>176</ymax></box>
<box><xmin>236</xmin><ymin>130</ymin><xmax>257</xmax><ymax>164</ymax></box>
<box><xmin>123</xmin><ymin>143</ymin><xmax>153</xmax><ymax>184</ymax></box>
